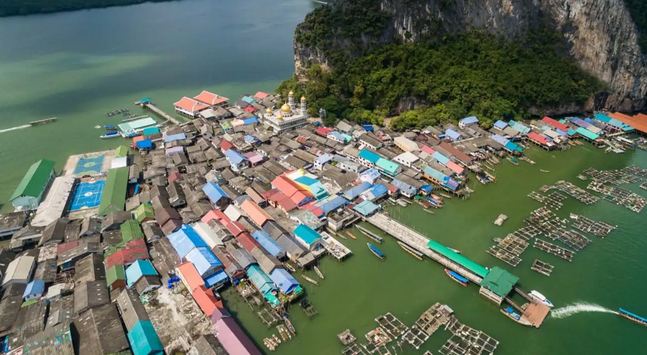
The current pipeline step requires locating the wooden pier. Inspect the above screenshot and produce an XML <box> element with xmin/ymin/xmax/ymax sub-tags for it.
<box><xmin>365</xmin><ymin>213</ymin><xmax>484</xmax><ymax>283</ymax></box>
<box><xmin>320</xmin><ymin>232</ymin><xmax>352</xmax><ymax>260</ymax></box>
<box><xmin>137</xmin><ymin>100</ymin><xmax>183</xmax><ymax>125</ymax></box>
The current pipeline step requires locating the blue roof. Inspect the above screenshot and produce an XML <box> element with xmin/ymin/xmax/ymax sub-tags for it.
<box><xmin>362</xmin><ymin>124</ymin><xmax>374</xmax><ymax>132</ymax></box>
<box><xmin>136</xmin><ymin>139</ymin><xmax>153</xmax><ymax>150</ymax></box>
<box><xmin>23</xmin><ymin>280</ymin><xmax>45</xmax><ymax>299</ymax></box>
<box><xmin>243</xmin><ymin>134</ymin><xmax>257</xmax><ymax>144</ymax></box>
<box><xmin>445</xmin><ymin>128</ymin><xmax>461</xmax><ymax>141</ymax></box>
<box><xmin>242</xmin><ymin>116</ymin><xmax>258</xmax><ymax>125</ymax></box>
<box><xmin>294</xmin><ymin>176</ymin><xmax>319</xmax><ymax>186</ymax></box>
<box><xmin>493</xmin><ymin>120</ymin><xmax>508</xmax><ymax>129</ymax></box>
<box><xmin>317</xmin><ymin>195</ymin><xmax>349</xmax><ymax>215</ymax></box>
<box><xmin>315</xmin><ymin>153</ymin><xmax>333</xmax><ymax>166</ymax></box>
<box><xmin>126</xmin><ymin>260</ymin><xmax>159</xmax><ymax>287</ymax></box>
<box><xmin>252</xmin><ymin>230</ymin><xmax>285</xmax><ymax>258</ymax></box>
<box><xmin>186</xmin><ymin>247</ymin><xmax>222</xmax><ymax>277</ymax></box>
<box><xmin>358</xmin><ymin>149</ymin><xmax>381</xmax><ymax>163</ymax></box>
<box><xmin>360</xmin><ymin>168</ymin><xmax>381</xmax><ymax>181</ymax></box>
<box><xmin>504</xmin><ymin>141</ymin><xmax>523</xmax><ymax>153</ymax></box>
<box><xmin>460</xmin><ymin>116</ymin><xmax>479</xmax><ymax>125</ymax></box>
<box><xmin>353</xmin><ymin>200</ymin><xmax>379</xmax><ymax>216</ymax></box>
<box><xmin>362</xmin><ymin>183</ymin><xmax>388</xmax><ymax>201</ymax></box>
<box><xmin>224</xmin><ymin>149</ymin><xmax>245</xmax><ymax>165</ymax></box>
<box><xmin>509</xmin><ymin>120</ymin><xmax>531</xmax><ymax>134</ymax></box>
<box><xmin>490</xmin><ymin>134</ymin><xmax>509</xmax><ymax>146</ymax></box>
<box><xmin>241</xmin><ymin>96</ymin><xmax>255</xmax><ymax>104</ymax></box>
<box><xmin>127</xmin><ymin>320</ymin><xmax>163</xmax><ymax>355</ymax></box>
<box><xmin>168</xmin><ymin>224</ymin><xmax>208</xmax><ymax>258</ymax></box>
<box><xmin>293</xmin><ymin>224</ymin><xmax>321</xmax><ymax>246</ymax></box>
<box><xmin>204</xmin><ymin>269</ymin><xmax>229</xmax><ymax>288</ymax></box>
<box><xmin>202</xmin><ymin>182</ymin><xmax>229</xmax><ymax>204</ymax></box>
<box><xmin>164</xmin><ymin>133</ymin><xmax>186</xmax><ymax>143</ymax></box>
<box><xmin>391</xmin><ymin>178</ymin><xmax>418</xmax><ymax>196</ymax></box>
<box><xmin>343</xmin><ymin>182</ymin><xmax>372</xmax><ymax>200</ymax></box>
<box><xmin>269</xmin><ymin>268</ymin><xmax>300</xmax><ymax>294</ymax></box>
<box><xmin>432</xmin><ymin>151</ymin><xmax>450</xmax><ymax>165</ymax></box>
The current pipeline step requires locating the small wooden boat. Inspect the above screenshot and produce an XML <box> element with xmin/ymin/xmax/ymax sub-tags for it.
<box><xmin>100</xmin><ymin>131</ymin><xmax>120</xmax><ymax>139</ymax></box>
<box><xmin>313</xmin><ymin>266</ymin><xmax>325</xmax><ymax>280</ymax></box>
<box><xmin>345</xmin><ymin>231</ymin><xmax>357</xmax><ymax>240</ymax></box>
<box><xmin>302</xmin><ymin>275</ymin><xmax>319</xmax><ymax>285</ymax></box>
<box><xmin>367</xmin><ymin>242</ymin><xmax>385</xmax><ymax>259</ymax></box>
<box><xmin>444</xmin><ymin>268</ymin><xmax>468</xmax><ymax>286</ymax></box>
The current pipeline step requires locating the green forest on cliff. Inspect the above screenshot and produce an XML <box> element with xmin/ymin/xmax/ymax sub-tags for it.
<box><xmin>0</xmin><ymin>0</ymin><xmax>170</xmax><ymax>16</ymax></box>
<box><xmin>279</xmin><ymin>0</ymin><xmax>605</xmax><ymax>130</ymax></box>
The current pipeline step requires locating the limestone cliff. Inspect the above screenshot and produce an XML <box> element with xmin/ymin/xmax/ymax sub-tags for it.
<box><xmin>294</xmin><ymin>0</ymin><xmax>646</xmax><ymax>112</ymax></box>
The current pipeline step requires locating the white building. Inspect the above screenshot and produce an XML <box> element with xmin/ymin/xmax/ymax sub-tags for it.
<box><xmin>2</xmin><ymin>255</ymin><xmax>35</xmax><ymax>287</ymax></box>
<box><xmin>394</xmin><ymin>151</ymin><xmax>420</xmax><ymax>168</ymax></box>
<box><xmin>394</xmin><ymin>136</ymin><xmax>419</xmax><ymax>152</ymax></box>
<box><xmin>260</xmin><ymin>91</ymin><xmax>308</xmax><ymax>133</ymax></box>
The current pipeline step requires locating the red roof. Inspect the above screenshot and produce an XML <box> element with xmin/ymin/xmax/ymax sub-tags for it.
<box><xmin>315</xmin><ymin>127</ymin><xmax>333</xmax><ymax>137</ymax></box>
<box><xmin>57</xmin><ymin>241</ymin><xmax>80</xmax><ymax>254</ymax></box>
<box><xmin>131</xmin><ymin>135</ymin><xmax>145</xmax><ymax>148</ymax></box>
<box><xmin>420</xmin><ymin>144</ymin><xmax>435</xmax><ymax>154</ymax></box>
<box><xmin>174</xmin><ymin>96</ymin><xmax>209</xmax><ymax>114</ymax></box>
<box><xmin>191</xmin><ymin>286</ymin><xmax>223</xmax><ymax>316</ymax></box>
<box><xmin>253</xmin><ymin>91</ymin><xmax>269</xmax><ymax>100</ymax></box>
<box><xmin>240</xmin><ymin>200</ymin><xmax>272</xmax><ymax>227</ymax></box>
<box><xmin>243</xmin><ymin>106</ymin><xmax>256</xmax><ymax>113</ymax></box>
<box><xmin>266</xmin><ymin>190</ymin><xmax>297</xmax><ymax>212</ymax></box>
<box><xmin>177</xmin><ymin>262</ymin><xmax>205</xmax><ymax>292</ymax></box>
<box><xmin>104</xmin><ymin>246</ymin><xmax>149</xmax><ymax>269</ymax></box>
<box><xmin>193</xmin><ymin>90</ymin><xmax>228</xmax><ymax>106</ymax></box>
<box><xmin>527</xmin><ymin>131</ymin><xmax>549</xmax><ymax>145</ymax></box>
<box><xmin>201</xmin><ymin>209</ymin><xmax>230</xmax><ymax>225</ymax></box>
<box><xmin>220</xmin><ymin>139</ymin><xmax>234</xmax><ymax>152</ymax></box>
<box><xmin>236</xmin><ymin>232</ymin><xmax>258</xmax><ymax>253</ymax></box>
<box><xmin>225</xmin><ymin>221</ymin><xmax>246</xmax><ymax>237</ymax></box>
<box><xmin>541</xmin><ymin>116</ymin><xmax>569</xmax><ymax>132</ymax></box>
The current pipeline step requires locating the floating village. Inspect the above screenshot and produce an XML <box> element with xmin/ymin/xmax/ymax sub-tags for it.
<box><xmin>1</xmin><ymin>88</ymin><xmax>647</xmax><ymax>354</ymax></box>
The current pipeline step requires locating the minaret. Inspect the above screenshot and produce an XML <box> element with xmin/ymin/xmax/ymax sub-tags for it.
<box><xmin>300</xmin><ymin>96</ymin><xmax>307</xmax><ymax>116</ymax></box>
<box><xmin>288</xmin><ymin>90</ymin><xmax>295</xmax><ymax>110</ymax></box>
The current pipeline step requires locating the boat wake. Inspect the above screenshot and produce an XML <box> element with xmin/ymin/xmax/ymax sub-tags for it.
<box><xmin>551</xmin><ymin>302</ymin><xmax>618</xmax><ymax>319</ymax></box>
<box><xmin>0</xmin><ymin>124</ymin><xmax>30</xmax><ymax>134</ymax></box>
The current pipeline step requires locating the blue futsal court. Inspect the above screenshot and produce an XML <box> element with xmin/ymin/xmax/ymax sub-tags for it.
<box><xmin>73</xmin><ymin>155</ymin><xmax>105</xmax><ymax>176</ymax></box>
<box><xmin>69</xmin><ymin>180</ymin><xmax>105</xmax><ymax>211</ymax></box>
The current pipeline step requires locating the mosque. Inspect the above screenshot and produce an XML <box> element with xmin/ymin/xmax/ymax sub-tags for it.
<box><xmin>260</xmin><ymin>91</ymin><xmax>309</xmax><ymax>133</ymax></box>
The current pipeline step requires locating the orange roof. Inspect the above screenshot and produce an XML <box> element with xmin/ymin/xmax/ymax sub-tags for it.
<box><xmin>177</xmin><ymin>262</ymin><xmax>205</xmax><ymax>292</ymax></box>
<box><xmin>193</xmin><ymin>90</ymin><xmax>228</xmax><ymax>106</ymax></box>
<box><xmin>191</xmin><ymin>285</ymin><xmax>222</xmax><ymax>316</ymax></box>
<box><xmin>609</xmin><ymin>112</ymin><xmax>647</xmax><ymax>134</ymax></box>
<box><xmin>174</xmin><ymin>96</ymin><xmax>209</xmax><ymax>113</ymax></box>
<box><xmin>240</xmin><ymin>199</ymin><xmax>272</xmax><ymax>227</ymax></box>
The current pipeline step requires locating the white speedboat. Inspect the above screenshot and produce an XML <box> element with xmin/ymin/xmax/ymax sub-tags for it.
<box><xmin>529</xmin><ymin>290</ymin><xmax>554</xmax><ymax>308</ymax></box>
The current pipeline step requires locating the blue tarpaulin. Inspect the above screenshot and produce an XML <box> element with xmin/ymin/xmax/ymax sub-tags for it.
<box><xmin>136</xmin><ymin>139</ymin><xmax>153</xmax><ymax>150</ymax></box>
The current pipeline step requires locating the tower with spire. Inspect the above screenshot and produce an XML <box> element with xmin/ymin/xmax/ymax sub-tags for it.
<box><xmin>300</xmin><ymin>96</ymin><xmax>307</xmax><ymax>116</ymax></box>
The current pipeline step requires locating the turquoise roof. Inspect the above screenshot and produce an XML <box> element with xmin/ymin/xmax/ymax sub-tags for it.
<box><xmin>358</xmin><ymin>149</ymin><xmax>381</xmax><ymax>163</ymax></box>
<box><xmin>127</xmin><ymin>320</ymin><xmax>163</xmax><ymax>355</ymax></box>
<box><xmin>376</xmin><ymin>158</ymin><xmax>400</xmax><ymax>175</ymax></box>
<box><xmin>427</xmin><ymin>240</ymin><xmax>488</xmax><ymax>278</ymax></box>
<box><xmin>575</xmin><ymin>127</ymin><xmax>599</xmax><ymax>140</ymax></box>
<box><xmin>125</xmin><ymin>259</ymin><xmax>159</xmax><ymax>287</ymax></box>
<box><xmin>293</xmin><ymin>224</ymin><xmax>321</xmax><ymax>245</ymax></box>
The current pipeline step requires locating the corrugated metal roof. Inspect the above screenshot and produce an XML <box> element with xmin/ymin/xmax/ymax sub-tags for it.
<box><xmin>240</xmin><ymin>200</ymin><xmax>272</xmax><ymax>227</ymax></box>
<box><xmin>202</xmin><ymin>182</ymin><xmax>229</xmax><ymax>205</ymax></box>
<box><xmin>246</xmin><ymin>264</ymin><xmax>275</xmax><ymax>294</ymax></box>
<box><xmin>10</xmin><ymin>159</ymin><xmax>54</xmax><ymax>201</ymax></box>
<box><xmin>251</xmin><ymin>230</ymin><xmax>285</xmax><ymax>258</ymax></box>
<box><xmin>358</xmin><ymin>148</ymin><xmax>381</xmax><ymax>163</ymax></box>
<box><xmin>480</xmin><ymin>266</ymin><xmax>518</xmax><ymax>297</ymax></box>
<box><xmin>269</xmin><ymin>268</ymin><xmax>300</xmax><ymax>294</ymax></box>
<box><xmin>293</xmin><ymin>224</ymin><xmax>321</xmax><ymax>247</ymax></box>
<box><xmin>213</xmin><ymin>316</ymin><xmax>262</xmax><ymax>355</ymax></box>
<box><xmin>127</xmin><ymin>320</ymin><xmax>163</xmax><ymax>355</ymax></box>
<box><xmin>176</xmin><ymin>262</ymin><xmax>205</xmax><ymax>292</ymax></box>
<box><xmin>126</xmin><ymin>260</ymin><xmax>159</xmax><ymax>287</ymax></box>
<box><xmin>97</xmin><ymin>167</ymin><xmax>129</xmax><ymax>216</ymax></box>
<box><xmin>427</xmin><ymin>240</ymin><xmax>488</xmax><ymax>278</ymax></box>
<box><xmin>185</xmin><ymin>247</ymin><xmax>222</xmax><ymax>277</ymax></box>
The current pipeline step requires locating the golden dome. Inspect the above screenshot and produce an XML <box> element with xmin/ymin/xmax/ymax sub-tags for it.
<box><xmin>265</xmin><ymin>107</ymin><xmax>272</xmax><ymax>114</ymax></box>
<box><xmin>300</xmin><ymin>96</ymin><xmax>306</xmax><ymax>101</ymax></box>
<box><xmin>276</xmin><ymin>112</ymin><xmax>284</xmax><ymax>120</ymax></box>
<box><xmin>288</xmin><ymin>90</ymin><xmax>294</xmax><ymax>96</ymax></box>
<box><xmin>281</xmin><ymin>103</ymin><xmax>292</xmax><ymax>113</ymax></box>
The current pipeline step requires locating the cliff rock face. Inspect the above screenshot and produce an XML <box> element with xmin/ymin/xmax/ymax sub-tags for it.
<box><xmin>295</xmin><ymin>0</ymin><xmax>646</xmax><ymax>111</ymax></box>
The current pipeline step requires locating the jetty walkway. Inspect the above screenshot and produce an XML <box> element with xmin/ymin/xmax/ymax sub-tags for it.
<box><xmin>136</xmin><ymin>100</ymin><xmax>182</xmax><ymax>125</ymax></box>
<box><xmin>365</xmin><ymin>213</ymin><xmax>484</xmax><ymax>284</ymax></box>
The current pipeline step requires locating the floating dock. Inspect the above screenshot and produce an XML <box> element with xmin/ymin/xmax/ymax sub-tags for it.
<box><xmin>530</xmin><ymin>259</ymin><xmax>554</xmax><ymax>276</ymax></box>
<box><xmin>356</xmin><ymin>225</ymin><xmax>384</xmax><ymax>243</ymax></box>
<box><xmin>320</xmin><ymin>232</ymin><xmax>351</xmax><ymax>261</ymax></box>
<box><xmin>533</xmin><ymin>238</ymin><xmax>574</xmax><ymax>262</ymax></box>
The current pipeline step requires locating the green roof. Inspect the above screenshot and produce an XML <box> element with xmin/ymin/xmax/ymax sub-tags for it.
<box><xmin>115</xmin><ymin>145</ymin><xmax>130</xmax><ymax>157</ymax></box>
<box><xmin>10</xmin><ymin>159</ymin><xmax>54</xmax><ymax>201</ymax></box>
<box><xmin>427</xmin><ymin>239</ymin><xmax>489</xmax><ymax>278</ymax></box>
<box><xmin>120</xmin><ymin>219</ymin><xmax>144</xmax><ymax>243</ymax></box>
<box><xmin>106</xmin><ymin>264</ymin><xmax>126</xmax><ymax>285</ymax></box>
<box><xmin>479</xmin><ymin>266</ymin><xmax>519</xmax><ymax>297</ymax></box>
<box><xmin>97</xmin><ymin>167</ymin><xmax>129</xmax><ymax>216</ymax></box>
<box><xmin>134</xmin><ymin>203</ymin><xmax>155</xmax><ymax>223</ymax></box>
<box><xmin>376</xmin><ymin>158</ymin><xmax>400</xmax><ymax>175</ymax></box>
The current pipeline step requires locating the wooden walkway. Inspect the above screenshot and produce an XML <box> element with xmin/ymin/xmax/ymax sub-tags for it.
<box><xmin>365</xmin><ymin>213</ymin><xmax>484</xmax><ymax>283</ymax></box>
<box><xmin>139</xmin><ymin>102</ymin><xmax>182</xmax><ymax>125</ymax></box>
